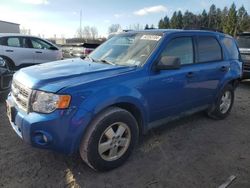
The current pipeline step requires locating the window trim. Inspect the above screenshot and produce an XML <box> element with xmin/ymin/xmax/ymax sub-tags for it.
<box><xmin>194</xmin><ymin>35</ymin><xmax>224</xmax><ymax>64</ymax></box>
<box><xmin>156</xmin><ymin>36</ymin><xmax>196</xmax><ymax>68</ymax></box>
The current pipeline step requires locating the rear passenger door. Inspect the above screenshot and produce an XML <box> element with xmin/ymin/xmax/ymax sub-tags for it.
<box><xmin>193</xmin><ymin>35</ymin><xmax>228</xmax><ymax>104</ymax></box>
<box><xmin>2</xmin><ymin>37</ymin><xmax>34</xmax><ymax>67</ymax></box>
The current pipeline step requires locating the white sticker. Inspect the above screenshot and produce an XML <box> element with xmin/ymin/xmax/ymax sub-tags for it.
<box><xmin>140</xmin><ymin>35</ymin><xmax>162</xmax><ymax>41</ymax></box>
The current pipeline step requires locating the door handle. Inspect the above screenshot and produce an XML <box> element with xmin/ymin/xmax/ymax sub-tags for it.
<box><xmin>186</xmin><ymin>72</ymin><xmax>194</xmax><ymax>78</ymax></box>
<box><xmin>5</xmin><ymin>50</ymin><xmax>13</xmax><ymax>52</ymax></box>
<box><xmin>35</xmin><ymin>51</ymin><xmax>42</xmax><ymax>53</ymax></box>
<box><xmin>220</xmin><ymin>66</ymin><xmax>228</xmax><ymax>72</ymax></box>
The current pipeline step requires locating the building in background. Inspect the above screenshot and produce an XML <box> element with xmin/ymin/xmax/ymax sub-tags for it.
<box><xmin>0</xmin><ymin>20</ymin><xmax>20</xmax><ymax>33</ymax></box>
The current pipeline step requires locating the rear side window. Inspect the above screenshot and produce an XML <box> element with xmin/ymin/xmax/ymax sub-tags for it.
<box><xmin>222</xmin><ymin>37</ymin><xmax>239</xmax><ymax>60</ymax></box>
<box><xmin>7</xmin><ymin>37</ymin><xmax>21</xmax><ymax>47</ymax></box>
<box><xmin>196</xmin><ymin>36</ymin><xmax>222</xmax><ymax>63</ymax></box>
<box><xmin>161</xmin><ymin>37</ymin><xmax>194</xmax><ymax>65</ymax></box>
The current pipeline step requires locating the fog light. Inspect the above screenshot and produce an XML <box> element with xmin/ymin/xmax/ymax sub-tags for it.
<box><xmin>33</xmin><ymin>131</ymin><xmax>52</xmax><ymax>146</ymax></box>
<box><xmin>43</xmin><ymin>134</ymin><xmax>48</xmax><ymax>143</ymax></box>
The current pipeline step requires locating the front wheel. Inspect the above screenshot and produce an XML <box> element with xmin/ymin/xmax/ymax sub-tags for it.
<box><xmin>79</xmin><ymin>107</ymin><xmax>139</xmax><ymax>171</ymax></box>
<box><xmin>207</xmin><ymin>84</ymin><xmax>234</xmax><ymax>119</ymax></box>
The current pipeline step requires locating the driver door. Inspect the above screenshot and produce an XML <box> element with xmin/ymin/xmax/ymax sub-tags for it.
<box><xmin>146</xmin><ymin>36</ymin><xmax>201</xmax><ymax>126</ymax></box>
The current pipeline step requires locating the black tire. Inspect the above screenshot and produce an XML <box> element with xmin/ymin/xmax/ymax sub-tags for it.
<box><xmin>80</xmin><ymin>107</ymin><xmax>139</xmax><ymax>171</ymax></box>
<box><xmin>207</xmin><ymin>84</ymin><xmax>234</xmax><ymax>120</ymax></box>
<box><xmin>2</xmin><ymin>57</ymin><xmax>16</xmax><ymax>71</ymax></box>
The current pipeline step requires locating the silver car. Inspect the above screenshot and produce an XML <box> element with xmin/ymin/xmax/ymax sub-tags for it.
<box><xmin>0</xmin><ymin>34</ymin><xmax>63</xmax><ymax>70</ymax></box>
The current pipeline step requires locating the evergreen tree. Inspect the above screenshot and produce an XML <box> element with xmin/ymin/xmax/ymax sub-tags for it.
<box><xmin>158</xmin><ymin>16</ymin><xmax>170</xmax><ymax>29</ymax></box>
<box><xmin>208</xmin><ymin>4</ymin><xmax>217</xmax><ymax>29</ymax></box>
<box><xmin>201</xmin><ymin>10</ymin><xmax>209</xmax><ymax>28</ymax></box>
<box><xmin>183</xmin><ymin>11</ymin><xmax>196</xmax><ymax>28</ymax></box>
<box><xmin>170</xmin><ymin>11</ymin><xmax>178</xmax><ymax>28</ymax></box>
<box><xmin>221</xmin><ymin>7</ymin><xmax>229</xmax><ymax>32</ymax></box>
<box><xmin>225</xmin><ymin>3</ymin><xmax>237</xmax><ymax>36</ymax></box>
<box><xmin>237</xmin><ymin>6</ymin><xmax>249</xmax><ymax>33</ymax></box>
<box><xmin>216</xmin><ymin>8</ymin><xmax>222</xmax><ymax>30</ymax></box>
<box><xmin>176</xmin><ymin>11</ymin><xmax>183</xmax><ymax>28</ymax></box>
<box><xmin>163</xmin><ymin>16</ymin><xmax>170</xmax><ymax>28</ymax></box>
<box><xmin>145</xmin><ymin>24</ymin><xmax>149</xmax><ymax>30</ymax></box>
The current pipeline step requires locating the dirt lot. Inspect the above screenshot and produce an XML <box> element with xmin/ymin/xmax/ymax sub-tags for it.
<box><xmin>0</xmin><ymin>81</ymin><xmax>250</xmax><ymax>188</ymax></box>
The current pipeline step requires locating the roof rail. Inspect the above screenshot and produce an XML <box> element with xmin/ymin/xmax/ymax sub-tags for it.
<box><xmin>183</xmin><ymin>27</ymin><xmax>224</xmax><ymax>33</ymax></box>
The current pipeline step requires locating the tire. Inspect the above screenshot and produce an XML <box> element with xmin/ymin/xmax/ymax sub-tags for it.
<box><xmin>207</xmin><ymin>84</ymin><xmax>234</xmax><ymax>120</ymax></box>
<box><xmin>80</xmin><ymin>107</ymin><xmax>139</xmax><ymax>171</ymax></box>
<box><xmin>2</xmin><ymin>57</ymin><xmax>16</xmax><ymax>71</ymax></box>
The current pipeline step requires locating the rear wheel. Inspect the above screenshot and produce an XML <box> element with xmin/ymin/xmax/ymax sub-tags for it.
<box><xmin>207</xmin><ymin>84</ymin><xmax>234</xmax><ymax>119</ymax></box>
<box><xmin>79</xmin><ymin>107</ymin><xmax>139</xmax><ymax>171</ymax></box>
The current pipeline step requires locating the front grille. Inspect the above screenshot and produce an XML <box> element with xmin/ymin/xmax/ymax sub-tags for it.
<box><xmin>11</xmin><ymin>80</ymin><xmax>32</xmax><ymax>112</ymax></box>
<box><xmin>243</xmin><ymin>61</ymin><xmax>250</xmax><ymax>71</ymax></box>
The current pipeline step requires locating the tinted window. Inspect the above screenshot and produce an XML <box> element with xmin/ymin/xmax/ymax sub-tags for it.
<box><xmin>7</xmin><ymin>37</ymin><xmax>21</xmax><ymax>47</ymax></box>
<box><xmin>161</xmin><ymin>37</ymin><xmax>193</xmax><ymax>65</ymax></box>
<box><xmin>197</xmin><ymin>36</ymin><xmax>222</xmax><ymax>63</ymax></box>
<box><xmin>21</xmin><ymin>37</ymin><xmax>31</xmax><ymax>48</ymax></box>
<box><xmin>31</xmin><ymin>38</ymin><xmax>53</xmax><ymax>49</ymax></box>
<box><xmin>222</xmin><ymin>37</ymin><xmax>239</xmax><ymax>60</ymax></box>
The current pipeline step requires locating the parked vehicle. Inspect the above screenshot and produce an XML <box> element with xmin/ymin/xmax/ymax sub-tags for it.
<box><xmin>0</xmin><ymin>33</ymin><xmax>63</xmax><ymax>70</ymax></box>
<box><xmin>236</xmin><ymin>32</ymin><xmax>250</xmax><ymax>79</ymax></box>
<box><xmin>0</xmin><ymin>57</ymin><xmax>13</xmax><ymax>99</ymax></box>
<box><xmin>6</xmin><ymin>30</ymin><xmax>242</xmax><ymax>171</ymax></box>
<box><xmin>62</xmin><ymin>43</ymin><xmax>100</xmax><ymax>59</ymax></box>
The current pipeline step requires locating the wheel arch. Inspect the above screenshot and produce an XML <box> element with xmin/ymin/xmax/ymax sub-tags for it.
<box><xmin>0</xmin><ymin>55</ymin><xmax>16</xmax><ymax>69</ymax></box>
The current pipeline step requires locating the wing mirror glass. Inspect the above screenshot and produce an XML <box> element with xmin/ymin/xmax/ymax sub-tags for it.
<box><xmin>156</xmin><ymin>56</ymin><xmax>181</xmax><ymax>70</ymax></box>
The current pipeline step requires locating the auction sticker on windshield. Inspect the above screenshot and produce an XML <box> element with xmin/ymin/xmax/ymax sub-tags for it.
<box><xmin>140</xmin><ymin>35</ymin><xmax>162</xmax><ymax>41</ymax></box>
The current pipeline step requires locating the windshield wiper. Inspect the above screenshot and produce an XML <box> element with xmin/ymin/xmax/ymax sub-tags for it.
<box><xmin>98</xmin><ymin>59</ymin><xmax>115</xmax><ymax>65</ymax></box>
<box><xmin>85</xmin><ymin>56</ymin><xmax>96</xmax><ymax>62</ymax></box>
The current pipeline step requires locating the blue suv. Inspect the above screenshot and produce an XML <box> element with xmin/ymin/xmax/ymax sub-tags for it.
<box><xmin>6</xmin><ymin>30</ymin><xmax>242</xmax><ymax>171</ymax></box>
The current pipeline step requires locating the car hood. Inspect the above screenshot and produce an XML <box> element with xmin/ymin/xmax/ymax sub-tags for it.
<box><xmin>14</xmin><ymin>58</ymin><xmax>137</xmax><ymax>92</ymax></box>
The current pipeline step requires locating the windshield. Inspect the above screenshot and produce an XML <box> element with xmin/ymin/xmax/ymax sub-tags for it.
<box><xmin>236</xmin><ymin>35</ymin><xmax>250</xmax><ymax>49</ymax></box>
<box><xmin>88</xmin><ymin>33</ymin><xmax>162</xmax><ymax>66</ymax></box>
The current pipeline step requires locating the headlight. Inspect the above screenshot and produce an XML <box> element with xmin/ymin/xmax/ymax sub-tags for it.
<box><xmin>32</xmin><ymin>91</ymin><xmax>71</xmax><ymax>113</ymax></box>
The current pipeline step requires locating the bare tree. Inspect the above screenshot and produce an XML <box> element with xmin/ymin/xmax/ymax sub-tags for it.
<box><xmin>128</xmin><ymin>23</ymin><xmax>143</xmax><ymax>30</ymax></box>
<box><xmin>76</xmin><ymin>26</ymin><xmax>98</xmax><ymax>39</ymax></box>
<box><xmin>90</xmin><ymin>27</ymin><xmax>98</xmax><ymax>39</ymax></box>
<box><xmin>108</xmin><ymin>24</ymin><xmax>121</xmax><ymax>34</ymax></box>
<box><xmin>20</xmin><ymin>26</ymin><xmax>31</xmax><ymax>35</ymax></box>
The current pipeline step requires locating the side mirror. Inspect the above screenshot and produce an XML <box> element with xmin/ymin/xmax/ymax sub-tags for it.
<box><xmin>156</xmin><ymin>56</ymin><xmax>181</xmax><ymax>70</ymax></box>
<box><xmin>0</xmin><ymin>57</ymin><xmax>6</xmax><ymax>67</ymax></box>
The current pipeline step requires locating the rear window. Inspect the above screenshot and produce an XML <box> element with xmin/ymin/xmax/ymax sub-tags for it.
<box><xmin>222</xmin><ymin>37</ymin><xmax>239</xmax><ymax>60</ymax></box>
<box><xmin>196</xmin><ymin>36</ymin><xmax>222</xmax><ymax>63</ymax></box>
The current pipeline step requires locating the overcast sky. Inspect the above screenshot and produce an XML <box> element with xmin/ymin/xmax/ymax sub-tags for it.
<box><xmin>0</xmin><ymin>0</ymin><xmax>249</xmax><ymax>38</ymax></box>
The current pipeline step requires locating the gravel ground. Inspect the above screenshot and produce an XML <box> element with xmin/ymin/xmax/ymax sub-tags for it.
<box><xmin>0</xmin><ymin>81</ymin><xmax>250</xmax><ymax>188</ymax></box>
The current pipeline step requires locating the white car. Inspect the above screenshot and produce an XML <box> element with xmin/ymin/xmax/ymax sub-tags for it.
<box><xmin>0</xmin><ymin>33</ymin><xmax>63</xmax><ymax>70</ymax></box>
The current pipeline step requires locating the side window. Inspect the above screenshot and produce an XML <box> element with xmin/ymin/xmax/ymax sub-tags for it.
<box><xmin>22</xmin><ymin>37</ymin><xmax>31</xmax><ymax>48</ymax></box>
<box><xmin>221</xmin><ymin>37</ymin><xmax>239</xmax><ymax>60</ymax></box>
<box><xmin>196</xmin><ymin>36</ymin><xmax>222</xmax><ymax>63</ymax></box>
<box><xmin>161</xmin><ymin>37</ymin><xmax>194</xmax><ymax>65</ymax></box>
<box><xmin>31</xmin><ymin>38</ymin><xmax>52</xmax><ymax>50</ymax></box>
<box><xmin>7</xmin><ymin>37</ymin><xmax>21</xmax><ymax>47</ymax></box>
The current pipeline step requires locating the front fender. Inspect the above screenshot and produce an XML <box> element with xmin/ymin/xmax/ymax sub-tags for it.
<box><xmin>80</xmin><ymin>85</ymin><xmax>149</xmax><ymax>130</ymax></box>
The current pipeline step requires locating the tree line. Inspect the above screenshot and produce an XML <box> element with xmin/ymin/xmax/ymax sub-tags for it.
<box><xmin>156</xmin><ymin>3</ymin><xmax>250</xmax><ymax>36</ymax></box>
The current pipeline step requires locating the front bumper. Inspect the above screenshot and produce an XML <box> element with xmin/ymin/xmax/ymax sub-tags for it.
<box><xmin>6</xmin><ymin>94</ymin><xmax>93</xmax><ymax>154</ymax></box>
